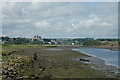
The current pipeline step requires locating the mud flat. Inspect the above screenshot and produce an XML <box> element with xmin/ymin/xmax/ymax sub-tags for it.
<box><xmin>74</xmin><ymin>56</ymin><xmax>119</xmax><ymax>78</ymax></box>
<box><xmin>2</xmin><ymin>46</ymin><xmax>118</xmax><ymax>79</ymax></box>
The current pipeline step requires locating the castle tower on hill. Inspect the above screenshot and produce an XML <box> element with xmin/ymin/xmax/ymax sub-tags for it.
<box><xmin>32</xmin><ymin>34</ymin><xmax>41</xmax><ymax>41</ymax></box>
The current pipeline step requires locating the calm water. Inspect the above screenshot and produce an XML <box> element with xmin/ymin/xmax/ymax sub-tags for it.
<box><xmin>73</xmin><ymin>47</ymin><xmax>119</xmax><ymax>68</ymax></box>
<box><xmin>44</xmin><ymin>48</ymin><xmax>63</xmax><ymax>50</ymax></box>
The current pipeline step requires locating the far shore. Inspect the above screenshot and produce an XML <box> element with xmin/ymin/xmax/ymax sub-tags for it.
<box><xmin>55</xmin><ymin>45</ymin><xmax>119</xmax><ymax>51</ymax></box>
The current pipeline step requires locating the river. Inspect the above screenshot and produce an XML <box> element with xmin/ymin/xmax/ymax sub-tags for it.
<box><xmin>72</xmin><ymin>47</ymin><xmax>119</xmax><ymax>68</ymax></box>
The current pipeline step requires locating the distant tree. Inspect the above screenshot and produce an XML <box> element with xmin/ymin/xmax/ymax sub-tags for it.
<box><xmin>2</xmin><ymin>36</ymin><xmax>9</xmax><ymax>41</ymax></box>
<box><xmin>83</xmin><ymin>40</ymin><xmax>101</xmax><ymax>46</ymax></box>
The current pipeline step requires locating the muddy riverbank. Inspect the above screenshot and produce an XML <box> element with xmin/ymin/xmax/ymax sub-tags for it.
<box><xmin>2</xmin><ymin>46</ymin><xmax>118</xmax><ymax>79</ymax></box>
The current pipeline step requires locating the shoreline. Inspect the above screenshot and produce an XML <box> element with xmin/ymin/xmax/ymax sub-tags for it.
<box><xmin>72</xmin><ymin>48</ymin><xmax>119</xmax><ymax>78</ymax></box>
<box><xmin>73</xmin><ymin>55</ymin><xmax>118</xmax><ymax>78</ymax></box>
<box><xmin>2</xmin><ymin>46</ymin><xmax>118</xmax><ymax>79</ymax></box>
<box><xmin>56</xmin><ymin>45</ymin><xmax>119</xmax><ymax>51</ymax></box>
<box><xmin>86</xmin><ymin>46</ymin><xmax>119</xmax><ymax>51</ymax></box>
<box><xmin>72</xmin><ymin>47</ymin><xmax>118</xmax><ymax>66</ymax></box>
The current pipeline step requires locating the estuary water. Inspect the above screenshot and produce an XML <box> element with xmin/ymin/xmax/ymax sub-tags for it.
<box><xmin>72</xmin><ymin>47</ymin><xmax>119</xmax><ymax>68</ymax></box>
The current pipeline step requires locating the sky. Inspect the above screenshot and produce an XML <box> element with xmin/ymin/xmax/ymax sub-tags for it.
<box><xmin>1</xmin><ymin>2</ymin><xmax>118</xmax><ymax>38</ymax></box>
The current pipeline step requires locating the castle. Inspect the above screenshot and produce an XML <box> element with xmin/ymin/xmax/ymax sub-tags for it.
<box><xmin>32</xmin><ymin>34</ymin><xmax>41</xmax><ymax>41</ymax></box>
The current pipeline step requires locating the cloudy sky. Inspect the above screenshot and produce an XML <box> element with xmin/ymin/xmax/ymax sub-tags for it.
<box><xmin>2</xmin><ymin>2</ymin><xmax>118</xmax><ymax>38</ymax></box>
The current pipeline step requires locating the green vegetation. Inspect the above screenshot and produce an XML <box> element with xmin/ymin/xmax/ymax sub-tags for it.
<box><xmin>83</xmin><ymin>40</ymin><xmax>101</xmax><ymax>46</ymax></box>
<box><xmin>1</xmin><ymin>36</ymin><xmax>43</xmax><ymax>45</ymax></box>
<box><xmin>1</xmin><ymin>36</ymin><xmax>118</xmax><ymax>47</ymax></box>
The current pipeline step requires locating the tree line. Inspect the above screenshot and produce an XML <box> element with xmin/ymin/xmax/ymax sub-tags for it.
<box><xmin>0</xmin><ymin>36</ymin><xmax>43</xmax><ymax>45</ymax></box>
<box><xmin>0</xmin><ymin>36</ymin><xmax>119</xmax><ymax>46</ymax></box>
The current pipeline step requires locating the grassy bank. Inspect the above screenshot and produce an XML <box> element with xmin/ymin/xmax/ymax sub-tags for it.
<box><xmin>2</xmin><ymin>44</ymin><xmax>111</xmax><ymax>79</ymax></box>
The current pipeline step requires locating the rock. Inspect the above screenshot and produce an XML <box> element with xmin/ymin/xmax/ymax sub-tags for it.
<box><xmin>30</xmin><ymin>75</ymin><xmax>36</xmax><ymax>78</ymax></box>
<box><xmin>43</xmin><ymin>75</ymin><xmax>52</xmax><ymax>79</ymax></box>
<box><xmin>2</xmin><ymin>70</ymin><xmax>9</xmax><ymax>75</ymax></box>
<box><xmin>33</xmin><ymin>53</ymin><xmax>37</xmax><ymax>60</ymax></box>
<box><xmin>2</xmin><ymin>75</ymin><xmax>7</xmax><ymax>79</ymax></box>
<box><xmin>79</xmin><ymin>58</ymin><xmax>83</xmax><ymax>61</ymax></box>
<box><xmin>42</xmin><ymin>67</ymin><xmax>46</xmax><ymax>71</ymax></box>
<box><xmin>86</xmin><ymin>59</ymin><xmax>90</xmax><ymax>62</ymax></box>
<box><xmin>13</xmin><ymin>72</ymin><xmax>17</xmax><ymax>75</ymax></box>
<box><xmin>23</xmin><ymin>76</ymin><xmax>29</xmax><ymax>78</ymax></box>
<box><xmin>8</xmin><ymin>69</ymin><xmax>13</xmax><ymax>72</ymax></box>
<box><xmin>79</xmin><ymin>58</ymin><xmax>90</xmax><ymax>62</ymax></box>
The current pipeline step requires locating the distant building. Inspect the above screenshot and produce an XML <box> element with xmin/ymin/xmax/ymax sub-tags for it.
<box><xmin>32</xmin><ymin>34</ymin><xmax>41</xmax><ymax>41</ymax></box>
<box><xmin>0</xmin><ymin>40</ymin><xmax>7</xmax><ymax>44</ymax></box>
<box><xmin>72</xmin><ymin>43</ymin><xmax>75</xmax><ymax>45</ymax></box>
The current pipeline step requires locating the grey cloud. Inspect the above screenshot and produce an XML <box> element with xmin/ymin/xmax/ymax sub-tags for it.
<box><xmin>2</xmin><ymin>2</ymin><xmax>118</xmax><ymax>38</ymax></box>
<box><xmin>2</xmin><ymin>2</ymin><xmax>23</xmax><ymax>18</ymax></box>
